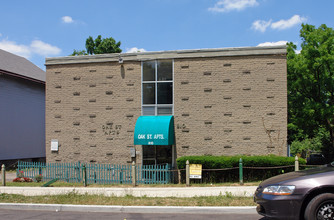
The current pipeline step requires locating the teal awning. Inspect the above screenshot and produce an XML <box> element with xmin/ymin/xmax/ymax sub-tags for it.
<box><xmin>134</xmin><ymin>116</ymin><xmax>175</xmax><ymax>145</ymax></box>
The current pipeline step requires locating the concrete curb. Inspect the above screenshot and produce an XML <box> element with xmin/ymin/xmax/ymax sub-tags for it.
<box><xmin>0</xmin><ymin>186</ymin><xmax>257</xmax><ymax>197</ymax></box>
<box><xmin>0</xmin><ymin>203</ymin><xmax>257</xmax><ymax>214</ymax></box>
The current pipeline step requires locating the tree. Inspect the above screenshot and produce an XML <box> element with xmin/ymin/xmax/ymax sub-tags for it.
<box><xmin>288</xmin><ymin>24</ymin><xmax>334</xmax><ymax>159</ymax></box>
<box><xmin>71</xmin><ymin>35</ymin><xmax>122</xmax><ymax>56</ymax></box>
<box><xmin>71</xmin><ymin>49</ymin><xmax>88</xmax><ymax>56</ymax></box>
<box><xmin>290</xmin><ymin>127</ymin><xmax>329</xmax><ymax>158</ymax></box>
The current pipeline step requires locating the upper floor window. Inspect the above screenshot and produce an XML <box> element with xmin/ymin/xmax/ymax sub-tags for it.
<box><xmin>142</xmin><ymin>60</ymin><xmax>173</xmax><ymax>115</ymax></box>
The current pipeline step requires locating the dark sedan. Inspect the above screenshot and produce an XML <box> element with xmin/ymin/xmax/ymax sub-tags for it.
<box><xmin>254</xmin><ymin>164</ymin><xmax>334</xmax><ymax>220</ymax></box>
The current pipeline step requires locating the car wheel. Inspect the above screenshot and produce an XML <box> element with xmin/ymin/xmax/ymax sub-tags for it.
<box><xmin>305</xmin><ymin>193</ymin><xmax>334</xmax><ymax>220</ymax></box>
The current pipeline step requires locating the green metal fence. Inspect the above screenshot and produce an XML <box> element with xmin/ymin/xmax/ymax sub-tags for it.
<box><xmin>17</xmin><ymin>161</ymin><xmax>82</xmax><ymax>183</ymax></box>
<box><xmin>136</xmin><ymin>164</ymin><xmax>171</xmax><ymax>184</ymax></box>
<box><xmin>85</xmin><ymin>163</ymin><xmax>132</xmax><ymax>184</ymax></box>
<box><xmin>17</xmin><ymin>161</ymin><xmax>171</xmax><ymax>184</ymax></box>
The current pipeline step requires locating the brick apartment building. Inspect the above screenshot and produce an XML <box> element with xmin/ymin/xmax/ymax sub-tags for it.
<box><xmin>45</xmin><ymin>46</ymin><xmax>287</xmax><ymax>167</ymax></box>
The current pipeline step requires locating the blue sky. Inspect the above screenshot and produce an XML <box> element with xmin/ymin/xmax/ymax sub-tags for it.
<box><xmin>0</xmin><ymin>0</ymin><xmax>333</xmax><ymax>70</ymax></box>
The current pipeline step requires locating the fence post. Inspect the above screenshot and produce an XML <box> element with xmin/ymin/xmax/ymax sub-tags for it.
<box><xmin>186</xmin><ymin>160</ymin><xmax>190</xmax><ymax>186</ymax></box>
<box><xmin>77</xmin><ymin>161</ymin><xmax>81</xmax><ymax>182</ymax></box>
<box><xmin>1</xmin><ymin>164</ymin><xmax>5</xmax><ymax>186</ymax></box>
<box><xmin>132</xmin><ymin>162</ymin><xmax>136</xmax><ymax>187</ymax></box>
<box><xmin>166</xmin><ymin>163</ymin><xmax>170</xmax><ymax>184</ymax></box>
<box><xmin>82</xmin><ymin>164</ymin><xmax>87</xmax><ymax>187</ymax></box>
<box><xmin>239</xmin><ymin>158</ymin><xmax>244</xmax><ymax>186</ymax></box>
<box><xmin>295</xmin><ymin>156</ymin><xmax>299</xmax><ymax>171</ymax></box>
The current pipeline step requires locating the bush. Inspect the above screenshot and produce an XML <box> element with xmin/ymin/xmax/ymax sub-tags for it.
<box><xmin>177</xmin><ymin>155</ymin><xmax>305</xmax><ymax>169</ymax></box>
<box><xmin>17</xmin><ymin>170</ymin><xmax>24</xmax><ymax>178</ymax></box>
<box><xmin>13</xmin><ymin>177</ymin><xmax>33</xmax><ymax>182</ymax></box>
<box><xmin>34</xmin><ymin>174</ymin><xmax>43</xmax><ymax>182</ymax></box>
<box><xmin>290</xmin><ymin>127</ymin><xmax>331</xmax><ymax>159</ymax></box>
<box><xmin>176</xmin><ymin>155</ymin><xmax>306</xmax><ymax>183</ymax></box>
<box><xmin>14</xmin><ymin>170</ymin><xmax>33</xmax><ymax>182</ymax></box>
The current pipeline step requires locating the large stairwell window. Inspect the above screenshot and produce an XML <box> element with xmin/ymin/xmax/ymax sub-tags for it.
<box><xmin>142</xmin><ymin>60</ymin><xmax>173</xmax><ymax>116</ymax></box>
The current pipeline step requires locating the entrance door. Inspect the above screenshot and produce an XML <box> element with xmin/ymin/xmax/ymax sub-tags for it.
<box><xmin>142</xmin><ymin>145</ymin><xmax>173</xmax><ymax>165</ymax></box>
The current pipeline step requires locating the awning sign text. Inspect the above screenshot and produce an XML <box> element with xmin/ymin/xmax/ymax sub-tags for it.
<box><xmin>137</xmin><ymin>134</ymin><xmax>165</xmax><ymax>145</ymax></box>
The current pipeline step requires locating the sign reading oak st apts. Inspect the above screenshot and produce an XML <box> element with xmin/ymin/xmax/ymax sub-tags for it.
<box><xmin>134</xmin><ymin>116</ymin><xmax>175</xmax><ymax>146</ymax></box>
<box><xmin>137</xmin><ymin>134</ymin><xmax>165</xmax><ymax>145</ymax></box>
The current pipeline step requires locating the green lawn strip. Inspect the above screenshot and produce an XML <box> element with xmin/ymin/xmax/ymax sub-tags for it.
<box><xmin>0</xmin><ymin>193</ymin><xmax>255</xmax><ymax>206</ymax></box>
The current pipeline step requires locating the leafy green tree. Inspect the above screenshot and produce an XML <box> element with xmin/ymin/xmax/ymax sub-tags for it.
<box><xmin>290</xmin><ymin>139</ymin><xmax>314</xmax><ymax>158</ymax></box>
<box><xmin>290</xmin><ymin>128</ymin><xmax>329</xmax><ymax>158</ymax></box>
<box><xmin>288</xmin><ymin>24</ymin><xmax>334</xmax><ymax>158</ymax></box>
<box><xmin>71</xmin><ymin>35</ymin><xmax>122</xmax><ymax>56</ymax></box>
<box><xmin>71</xmin><ymin>49</ymin><xmax>88</xmax><ymax>56</ymax></box>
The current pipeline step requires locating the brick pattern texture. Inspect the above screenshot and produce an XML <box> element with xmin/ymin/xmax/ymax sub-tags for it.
<box><xmin>46</xmin><ymin>54</ymin><xmax>287</xmax><ymax>164</ymax></box>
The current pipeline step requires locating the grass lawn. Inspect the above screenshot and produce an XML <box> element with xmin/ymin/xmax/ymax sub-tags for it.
<box><xmin>0</xmin><ymin>193</ymin><xmax>256</xmax><ymax>207</ymax></box>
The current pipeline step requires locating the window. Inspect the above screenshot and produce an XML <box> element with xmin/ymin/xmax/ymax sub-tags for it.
<box><xmin>142</xmin><ymin>60</ymin><xmax>173</xmax><ymax>115</ymax></box>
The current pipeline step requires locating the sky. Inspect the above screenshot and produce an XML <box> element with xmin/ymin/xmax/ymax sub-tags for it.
<box><xmin>0</xmin><ymin>0</ymin><xmax>333</xmax><ymax>70</ymax></box>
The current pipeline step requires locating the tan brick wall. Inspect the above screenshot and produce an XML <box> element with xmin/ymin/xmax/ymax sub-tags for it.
<box><xmin>46</xmin><ymin>62</ymin><xmax>142</xmax><ymax>164</ymax></box>
<box><xmin>174</xmin><ymin>55</ymin><xmax>287</xmax><ymax>157</ymax></box>
<box><xmin>46</xmin><ymin>53</ymin><xmax>287</xmax><ymax>164</ymax></box>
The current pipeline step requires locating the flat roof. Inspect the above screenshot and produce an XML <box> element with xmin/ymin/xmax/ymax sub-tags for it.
<box><xmin>45</xmin><ymin>45</ymin><xmax>286</xmax><ymax>66</ymax></box>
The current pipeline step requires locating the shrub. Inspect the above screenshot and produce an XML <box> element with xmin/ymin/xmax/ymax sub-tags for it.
<box><xmin>17</xmin><ymin>170</ymin><xmax>24</xmax><ymax>178</ymax></box>
<box><xmin>176</xmin><ymin>155</ymin><xmax>306</xmax><ymax>183</ymax></box>
<box><xmin>14</xmin><ymin>170</ymin><xmax>33</xmax><ymax>182</ymax></box>
<box><xmin>13</xmin><ymin>177</ymin><xmax>33</xmax><ymax>182</ymax></box>
<box><xmin>290</xmin><ymin>128</ymin><xmax>331</xmax><ymax>159</ymax></box>
<box><xmin>34</xmin><ymin>174</ymin><xmax>43</xmax><ymax>182</ymax></box>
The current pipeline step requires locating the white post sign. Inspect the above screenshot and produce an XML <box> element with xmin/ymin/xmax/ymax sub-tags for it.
<box><xmin>51</xmin><ymin>139</ymin><xmax>58</xmax><ymax>151</ymax></box>
<box><xmin>189</xmin><ymin>164</ymin><xmax>202</xmax><ymax>179</ymax></box>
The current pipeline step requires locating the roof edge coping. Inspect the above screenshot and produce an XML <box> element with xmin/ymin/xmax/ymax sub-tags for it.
<box><xmin>45</xmin><ymin>45</ymin><xmax>286</xmax><ymax>66</ymax></box>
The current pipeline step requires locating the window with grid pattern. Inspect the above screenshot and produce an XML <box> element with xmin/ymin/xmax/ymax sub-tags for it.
<box><xmin>142</xmin><ymin>60</ymin><xmax>173</xmax><ymax>115</ymax></box>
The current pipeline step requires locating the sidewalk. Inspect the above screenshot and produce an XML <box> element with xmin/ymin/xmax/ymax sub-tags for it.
<box><xmin>0</xmin><ymin>203</ymin><xmax>257</xmax><ymax>214</ymax></box>
<box><xmin>0</xmin><ymin>186</ymin><xmax>257</xmax><ymax>197</ymax></box>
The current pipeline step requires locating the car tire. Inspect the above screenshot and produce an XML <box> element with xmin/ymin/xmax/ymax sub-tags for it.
<box><xmin>305</xmin><ymin>193</ymin><xmax>334</xmax><ymax>220</ymax></box>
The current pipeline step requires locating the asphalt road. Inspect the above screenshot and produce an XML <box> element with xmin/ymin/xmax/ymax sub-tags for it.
<box><xmin>0</xmin><ymin>209</ymin><xmax>266</xmax><ymax>220</ymax></box>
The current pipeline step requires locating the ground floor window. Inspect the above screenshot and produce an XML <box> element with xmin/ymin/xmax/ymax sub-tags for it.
<box><xmin>142</xmin><ymin>145</ymin><xmax>173</xmax><ymax>165</ymax></box>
